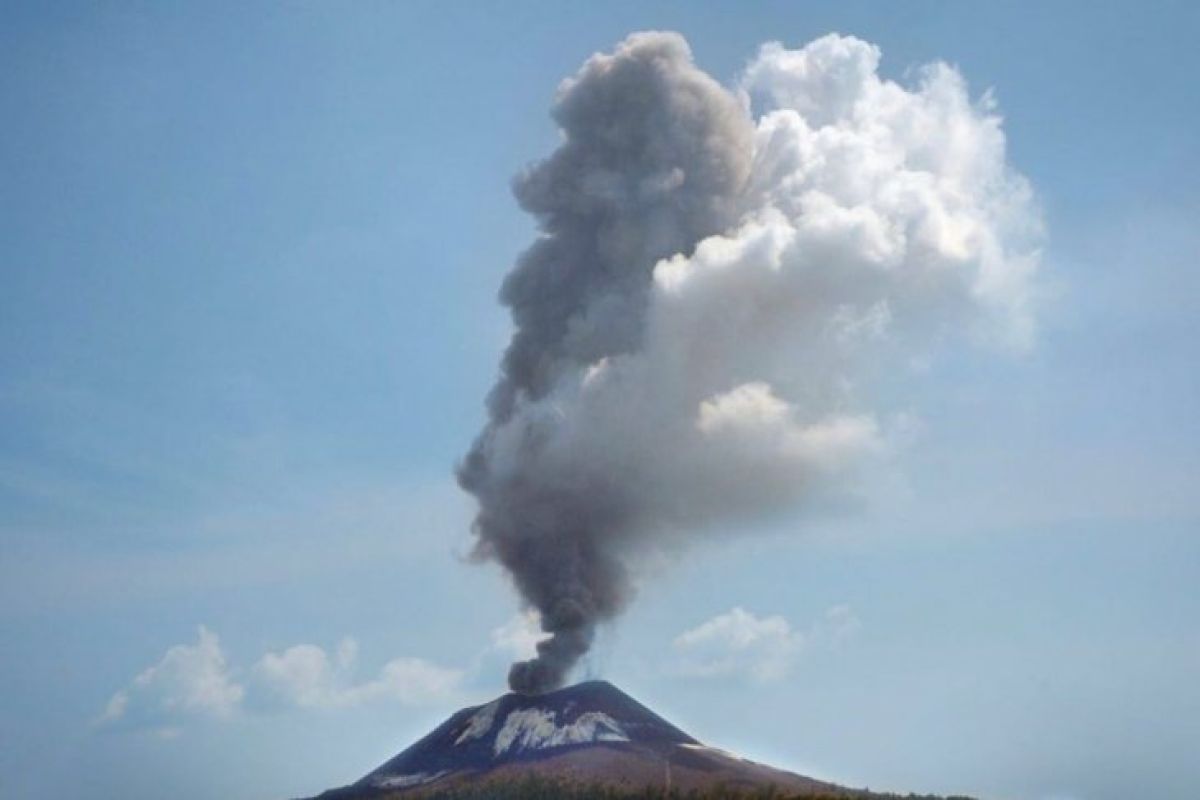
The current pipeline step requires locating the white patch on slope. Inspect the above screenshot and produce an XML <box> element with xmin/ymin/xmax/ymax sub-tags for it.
<box><xmin>454</xmin><ymin>699</ymin><xmax>500</xmax><ymax>745</ymax></box>
<box><xmin>372</xmin><ymin>770</ymin><xmax>449</xmax><ymax>789</ymax></box>
<box><xmin>493</xmin><ymin>708</ymin><xmax>629</xmax><ymax>756</ymax></box>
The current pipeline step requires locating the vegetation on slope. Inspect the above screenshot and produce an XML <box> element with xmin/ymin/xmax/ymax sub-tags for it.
<box><xmin>381</xmin><ymin>774</ymin><xmax>975</xmax><ymax>800</ymax></box>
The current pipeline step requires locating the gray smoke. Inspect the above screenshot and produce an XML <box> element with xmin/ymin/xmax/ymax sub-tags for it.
<box><xmin>459</xmin><ymin>31</ymin><xmax>1040</xmax><ymax>693</ymax></box>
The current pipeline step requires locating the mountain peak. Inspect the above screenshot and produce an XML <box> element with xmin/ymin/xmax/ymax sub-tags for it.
<box><xmin>315</xmin><ymin>680</ymin><xmax>847</xmax><ymax>798</ymax></box>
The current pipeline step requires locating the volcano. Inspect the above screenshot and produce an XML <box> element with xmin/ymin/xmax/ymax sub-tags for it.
<box><xmin>310</xmin><ymin>681</ymin><xmax>861</xmax><ymax>798</ymax></box>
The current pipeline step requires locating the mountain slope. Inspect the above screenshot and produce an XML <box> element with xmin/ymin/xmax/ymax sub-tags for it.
<box><xmin>312</xmin><ymin>681</ymin><xmax>856</xmax><ymax>798</ymax></box>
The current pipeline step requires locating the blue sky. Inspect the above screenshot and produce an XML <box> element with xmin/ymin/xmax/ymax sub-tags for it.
<box><xmin>1</xmin><ymin>3</ymin><xmax>1197</xmax><ymax>799</ymax></box>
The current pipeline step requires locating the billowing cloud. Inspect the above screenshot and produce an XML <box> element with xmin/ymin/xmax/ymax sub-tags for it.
<box><xmin>672</xmin><ymin>605</ymin><xmax>861</xmax><ymax>682</ymax></box>
<box><xmin>461</xmin><ymin>30</ymin><xmax>1040</xmax><ymax>693</ymax></box>
<box><xmin>254</xmin><ymin>638</ymin><xmax>463</xmax><ymax>709</ymax></box>
<box><xmin>98</xmin><ymin>626</ymin><xmax>244</xmax><ymax>731</ymax></box>
<box><xmin>98</xmin><ymin>628</ymin><xmax>462</xmax><ymax>733</ymax></box>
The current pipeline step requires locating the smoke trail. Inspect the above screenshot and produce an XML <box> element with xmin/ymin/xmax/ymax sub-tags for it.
<box><xmin>459</xmin><ymin>31</ymin><xmax>1040</xmax><ymax>693</ymax></box>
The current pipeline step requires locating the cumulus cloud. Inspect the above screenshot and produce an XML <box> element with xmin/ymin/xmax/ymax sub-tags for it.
<box><xmin>98</xmin><ymin>628</ymin><xmax>463</xmax><ymax>733</ymax></box>
<box><xmin>254</xmin><ymin>638</ymin><xmax>463</xmax><ymax>709</ymax></box>
<box><xmin>460</xmin><ymin>30</ymin><xmax>1041</xmax><ymax>692</ymax></box>
<box><xmin>98</xmin><ymin>626</ymin><xmax>244</xmax><ymax>732</ymax></box>
<box><xmin>672</xmin><ymin>605</ymin><xmax>861</xmax><ymax>682</ymax></box>
<box><xmin>673</xmin><ymin>607</ymin><xmax>804</xmax><ymax>681</ymax></box>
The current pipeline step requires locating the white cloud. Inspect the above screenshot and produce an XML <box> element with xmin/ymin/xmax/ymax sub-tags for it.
<box><xmin>739</xmin><ymin>35</ymin><xmax>882</xmax><ymax>128</ymax></box>
<box><xmin>356</xmin><ymin>657</ymin><xmax>463</xmax><ymax>706</ymax></box>
<box><xmin>98</xmin><ymin>628</ymin><xmax>463</xmax><ymax>733</ymax></box>
<box><xmin>253</xmin><ymin>643</ymin><xmax>341</xmax><ymax>709</ymax></box>
<box><xmin>461</xmin><ymin>31</ymin><xmax>1040</xmax><ymax>689</ymax></box>
<box><xmin>672</xmin><ymin>605</ymin><xmax>860</xmax><ymax>682</ymax></box>
<box><xmin>98</xmin><ymin>626</ymin><xmax>244</xmax><ymax>730</ymax></box>
<box><xmin>254</xmin><ymin>638</ymin><xmax>462</xmax><ymax>710</ymax></box>
<box><xmin>673</xmin><ymin>607</ymin><xmax>804</xmax><ymax>682</ymax></box>
<box><xmin>489</xmin><ymin>611</ymin><xmax>545</xmax><ymax>661</ymax></box>
<box><xmin>470</xmin><ymin>35</ymin><xmax>1042</xmax><ymax>627</ymax></box>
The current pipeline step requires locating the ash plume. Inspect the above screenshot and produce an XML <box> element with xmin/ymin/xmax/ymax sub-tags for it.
<box><xmin>459</xmin><ymin>31</ymin><xmax>1041</xmax><ymax>694</ymax></box>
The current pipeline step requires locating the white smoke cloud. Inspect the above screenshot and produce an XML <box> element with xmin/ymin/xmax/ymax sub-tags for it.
<box><xmin>566</xmin><ymin>33</ymin><xmax>1040</xmax><ymax>526</ymax></box>
<box><xmin>462</xmin><ymin>30</ymin><xmax>1040</xmax><ymax>692</ymax></box>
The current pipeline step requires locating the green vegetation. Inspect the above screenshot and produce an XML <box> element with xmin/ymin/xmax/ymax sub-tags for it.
<box><xmin>378</xmin><ymin>775</ymin><xmax>975</xmax><ymax>800</ymax></box>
